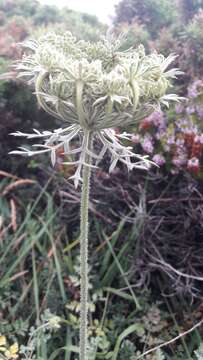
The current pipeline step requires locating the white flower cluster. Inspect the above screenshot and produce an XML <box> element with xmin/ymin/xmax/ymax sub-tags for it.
<box><xmin>10</xmin><ymin>31</ymin><xmax>181</xmax><ymax>187</ymax></box>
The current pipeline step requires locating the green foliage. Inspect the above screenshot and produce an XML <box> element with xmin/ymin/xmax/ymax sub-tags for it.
<box><xmin>115</xmin><ymin>21</ymin><xmax>150</xmax><ymax>51</ymax></box>
<box><xmin>33</xmin><ymin>5</ymin><xmax>61</xmax><ymax>25</ymax></box>
<box><xmin>0</xmin><ymin>57</ymin><xmax>10</xmax><ymax>96</ymax></box>
<box><xmin>0</xmin><ymin>57</ymin><xmax>9</xmax><ymax>73</ymax></box>
<box><xmin>60</xmin><ymin>8</ymin><xmax>106</xmax><ymax>41</ymax></box>
<box><xmin>0</xmin><ymin>0</ymin><xmax>38</xmax><ymax>18</ymax></box>
<box><xmin>114</xmin><ymin>0</ymin><xmax>177</xmax><ymax>36</ymax></box>
<box><xmin>0</xmin><ymin>0</ymin><xmax>105</xmax><ymax>41</ymax></box>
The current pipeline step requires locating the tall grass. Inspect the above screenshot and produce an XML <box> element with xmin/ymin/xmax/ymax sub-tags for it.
<box><xmin>0</xmin><ymin>173</ymin><xmax>202</xmax><ymax>359</ymax></box>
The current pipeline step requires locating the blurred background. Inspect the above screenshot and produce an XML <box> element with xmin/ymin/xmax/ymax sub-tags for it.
<box><xmin>1</xmin><ymin>1</ymin><xmax>203</xmax><ymax>359</ymax></box>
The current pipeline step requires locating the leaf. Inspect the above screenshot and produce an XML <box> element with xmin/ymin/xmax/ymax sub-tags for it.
<box><xmin>103</xmin><ymin>287</ymin><xmax>134</xmax><ymax>302</ymax></box>
<box><xmin>49</xmin><ymin>345</ymin><xmax>79</xmax><ymax>360</ymax></box>
<box><xmin>63</xmin><ymin>238</ymin><xmax>80</xmax><ymax>253</ymax></box>
<box><xmin>112</xmin><ymin>324</ymin><xmax>143</xmax><ymax>360</ymax></box>
<box><xmin>194</xmin><ymin>343</ymin><xmax>203</xmax><ymax>360</ymax></box>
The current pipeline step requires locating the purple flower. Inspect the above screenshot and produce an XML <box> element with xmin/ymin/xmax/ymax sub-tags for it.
<box><xmin>176</xmin><ymin>138</ymin><xmax>185</xmax><ymax>147</ymax></box>
<box><xmin>172</xmin><ymin>154</ymin><xmax>187</xmax><ymax>167</ymax></box>
<box><xmin>188</xmin><ymin>88</ymin><xmax>198</xmax><ymax>98</ymax></box>
<box><xmin>155</xmin><ymin>128</ymin><xmax>166</xmax><ymax>140</ymax></box>
<box><xmin>186</xmin><ymin>105</ymin><xmax>195</xmax><ymax>115</ymax></box>
<box><xmin>152</xmin><ymin>154</ymin><xmax>166</xmax><ymax>166</ymax></box>
<box><xmin>167</xmin><ymin>135</ymin><xmax>175</xmax><ymax>145</ymax></box>
<box><xmin>176</xmin><ymin>118</ymin><xmax>189</xmax><ymax>128</ymax></box>
<box><xmin>143</xmin><ymin>111</ymin><xmax>166</xmax><ymax>129</ymax></box>
<box><xmin>187</xmin><ymin>79</ymin><xmax>203</xmax><ymax>98</ymax></box>
<box><xmin>175</xmin><ymin>103</ymin><xmax>184</xmax><ymax>114</ymax></box>
<box><xmin>176</xmin><ymin>145</ymin><xmax>187</xmax><ymax>156</ymax></box>
<box><xmin>196</xmin><ymin>104</ymin><xmax>203</xmax><ymax>118</ymax></box>
<box><xmin>142</xmin><ymin>134</ymin><xmax>154</xmax><ymax>154</ymax></box>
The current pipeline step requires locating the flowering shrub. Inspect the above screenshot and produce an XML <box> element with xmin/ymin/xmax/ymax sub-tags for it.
<box><xmin>131</xmin><ymin>78</ymin><xmax>203</xmax><ymax>176</ymax></box>
<box><xmin>150</xmin><ymin>10</ymin><xmax>203</xmax><ymax>84</ymax></box>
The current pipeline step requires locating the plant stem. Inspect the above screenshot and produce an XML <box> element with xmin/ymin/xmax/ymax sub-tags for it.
<box><xmin>79</xmin><ymin>131</ymin><xmax>92</xmax><ymax>360</ymax></box>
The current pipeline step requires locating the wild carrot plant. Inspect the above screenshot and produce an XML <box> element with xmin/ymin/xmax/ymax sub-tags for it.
<box><xmin>10</xmin><ymin>31</ymin><xmax>180</xmax><ymax>360</ymax></box>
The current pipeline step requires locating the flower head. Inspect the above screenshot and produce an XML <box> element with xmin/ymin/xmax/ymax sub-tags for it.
<box><xmin>10</xmin><ymin>31</ymin><xmax>181</xmax><ymax>187</ymax></box>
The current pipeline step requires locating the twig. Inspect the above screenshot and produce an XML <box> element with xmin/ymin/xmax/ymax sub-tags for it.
<box><xmin>148</xmin><ymin>197</ymin><xmax>203</xmax><ymax>204</ymax></box>
<box><xmin>10</xmin><ymin>198</ymin><xmax>17</xmax><ymax>232</ymax></box>
<box><xmin>2</xmin><ymin>179</ymin><xmax>36</xmax><ymax>195</ymax></box>
<box><xmin>0</xmin><ymin>170</ymin><xmax>19</xmax><ymax>179</ymax></box>
<box><xmin>135</xmin><ymin>318</ymin><xmax>203</xmax><ymax>359</ymax></box>
<box><xmin>10</xmin><ymin>270</ymin><xmax>29</xmax><ymax>282</ymax></box>
<box><xmin>148</xmin><ymin>252</ymin><xmax>203</xmax><ymax>282</ymax></box>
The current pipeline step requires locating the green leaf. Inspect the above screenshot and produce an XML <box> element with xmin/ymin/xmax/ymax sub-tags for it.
<box><xmin>112</xmin><ymin>324</ymin><xmax>142</xmax><ymax>360</ymax></box>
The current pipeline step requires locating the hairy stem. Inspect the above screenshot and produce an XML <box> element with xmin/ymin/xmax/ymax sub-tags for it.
<box><xmin>79</xmin><ymin>130</ymin><xmax>92</xmax><ymax>360</ymax></box>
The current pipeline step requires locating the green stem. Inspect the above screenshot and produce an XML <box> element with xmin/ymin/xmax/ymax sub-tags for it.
<box><xmin>79</xmin><ymin>131</ymin><xmax>92</xmax><ymax>360</ymax></box>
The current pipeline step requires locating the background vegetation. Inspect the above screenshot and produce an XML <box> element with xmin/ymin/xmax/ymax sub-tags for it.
<box><xmin>1</xmin><ymin>0</ymin><xmax>203</xmax><ymax>359</ymax></box>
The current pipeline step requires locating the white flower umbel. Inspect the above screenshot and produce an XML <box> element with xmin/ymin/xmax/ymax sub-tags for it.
<box><xmin>10</xmin><ymin>31</ymin><xmax>181</xmax><ymax>360</ymax></box>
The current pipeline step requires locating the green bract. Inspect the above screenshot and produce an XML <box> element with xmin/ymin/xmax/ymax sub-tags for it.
<box><xmin>11</xmin><ymin>31</ymin><xmax>181</xmax><ymax>187</ymax></box>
